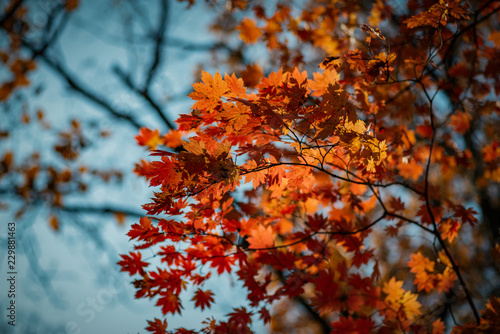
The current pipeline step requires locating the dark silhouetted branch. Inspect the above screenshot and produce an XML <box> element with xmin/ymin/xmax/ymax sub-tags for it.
<box><xmin>57</xmin><ymin>205</ymin><xmax>144</xmax><ymax>218</ymax></box>
<box><xmin>144</xmin><ymin>0</ymin><xmax>169</xmax><ymax>90</ymax></box>
<box><xmin>22</xmin><ymin>40</ymin><xmax>144</xmax><ymax>129</ymax></box>
<box><xmin>112</xmin><ymin>64</ymin><xmax>176</xmax><ymax>130</ymax></box>
<box><xmin>0</xmin><ymin>0</ymin><xmax>25</xmax><ymax>27</ymax></box>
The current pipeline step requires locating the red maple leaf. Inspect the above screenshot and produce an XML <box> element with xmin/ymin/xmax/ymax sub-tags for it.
<box><xmin>117</xmin><ymin>252</ymin><xmax>149</xmax><ymax>275</ymax></box>
<box><xmin>156</xmin><ymin>290</ymin><xmax>183</xmax><ymax>315</ymax></box>
<box><xmin>191</xmin><ymin>289</ymin><xmax>215</xmax><ymax>310</ymax></box>
<box><xmin>145</xmin><ymin>318</ymin><xmax>168</xmax><ymax>334</ymax></box>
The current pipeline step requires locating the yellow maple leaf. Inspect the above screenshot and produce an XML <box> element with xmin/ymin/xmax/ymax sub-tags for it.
<box><xmin>383</xmin><ymin>277</ymin><xmax>405</xmax><ymax>303</ymax></box>
<box><xmin>400</xmin><ymin>291</ymin><xmax>421</xmax><ymax>321</ymax></box>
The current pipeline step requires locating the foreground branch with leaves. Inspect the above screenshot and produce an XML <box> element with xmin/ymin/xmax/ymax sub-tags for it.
<box><xmin>118</xmin><ymin>0</ymin><xmax>500</xmax><ymax>333</ymax></box>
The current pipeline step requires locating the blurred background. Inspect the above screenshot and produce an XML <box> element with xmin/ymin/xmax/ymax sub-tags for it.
<box><xmin>0</xmin><ymin>0</ymin><xmax>264</xmax><ymax>332</ymax></box>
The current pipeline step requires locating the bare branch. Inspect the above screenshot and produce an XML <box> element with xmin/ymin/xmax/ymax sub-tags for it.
<box><xmin>0</xmin><ymin>0</ymin><xmax>25</xmax><ymax>27</ymax></box>
<box><xmin>57</xmin><ymin>204</ymin><xmax>144</xmax><ymax>218</ymax></box>
<box><xmin>144</xmin><ymin>0</ymin><xmax>169</xmax><ymax>91</ymax></box>
<box><xmin>112</xmin><ymin>64</ymin><xmax>176</xmax><ymax>130</ymax></box>
<box><xmin>21</xmin><ymin>40</ymin><xmax>144</xmax><ymax>129</ymax></box>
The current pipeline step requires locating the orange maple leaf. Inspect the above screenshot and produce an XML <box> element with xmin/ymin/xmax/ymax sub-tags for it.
<box><xmin>237</xmin><ymin>18</ymin><xmax>263</xmax><ymax>44</ymax></box>
<box><xmin>309</xmin><ymin>68</ymin><xmax>340</xmax><ymax>97</ymax></box>
<box><xmin>408</xmin><ymin>252</ymin><xmax>435</xmax><ymax>274</ymax></box>
<box><xmin>382</xmin><ymin>277</ymin><xmax>405</xmax><ymax>303</ymax></box>
<box><xmin>189</xmin><ymin>71</ymin><xmax>228</xmax><ymax>111</ymax></box>
<box><xmin>439</xmin><ymin>218</ymin><xmax>460</xmax><ymax>243</ymax></box>
<box><xmin>163</xmin><ymin>130</ymin><xmax>182</xmax><ymax>148</ymax></box>
<box><xmin>432</xmin><ymin>318</ymin><xmax>445</xmax><ymax>334</ymax></box>
<box><xmin>247</xmin><ymin>224</ymin><xmax>275</xmax><ymax>249</ymax></box>
<box><xmin>136</xmin><ymin>128</ymin><xmax>163</xmax><ymax>150</ymax></box>
<box><xmin>414</xmin><ymin>271</ymin><xmax>435</xmax><ymax>292</ymax></box>
<box><xmin>436</xmin><ymin>268</ymin><xmax>457</xmax><ymax>293</ymax></box>
<box><xmin>450</xmin><ymin>110</ymin><xmax>471</xmax><ymax>134</ymax></box>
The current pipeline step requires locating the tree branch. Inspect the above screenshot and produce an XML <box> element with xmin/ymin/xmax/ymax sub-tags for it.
<box><xmin>0</xmin><ymin>0</ymin><xmax>25</xmax><ymax>27</ymax></box>
<box><xmin>144</xmin><ymin>0</ymin><xmax>169</xmax><ymax>91</ymax></box>
<box><xmin>21</xmin><ymin>40</ymin><xmax>144</xmax><ymax>129</ymax></box>
<box><xmin>112</xmin><ymin>64</ymin><xmax>176</xmax><ymax>130</ymax></box>
<box><xmin>57</xmin><ymin>204</ymin><xmax>144</xmax><ymax>218</ymax></box>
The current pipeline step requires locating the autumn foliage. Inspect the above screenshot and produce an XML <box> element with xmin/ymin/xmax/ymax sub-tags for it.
<box><xmin>118</xmin><ymin>0</ymin><xmax>499</xmax><ymax>333</ymax></box>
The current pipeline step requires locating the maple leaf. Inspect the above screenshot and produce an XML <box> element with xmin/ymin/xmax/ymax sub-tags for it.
<box><xmin>163</xmin><ymin>130</ymin><xmax>183</xmax><ymax>148</ymax></box>
<box><xmin>436</xmin><ymin>269</ymin><xmax>457</xmax><ymax>293</ymax></box>
<box><xmin>439</xmin><ymin>218</ymin><xmax>460</xmax><ymax>243</ymax></box>
<box><xmin>224</xmin><ymin>73</ymin><xmax>247</xmax><ymax>97</ymax></box>
<box><xmin>389</xmin><ymin>196</ymin><xmax>405</xmax><ymax>212</ymax></box>
<box><xmin>191</xmin><ymin>289</ymin><xmax>215</xmax><ymax>311</ymax></box>
<box><xmin>247</xmin><ymin>224</ymin><xmax>275</xmax><ymax>249</ymax></box>
<box><xmin>397</xmin><ymin>160</ymin><xmax>424</xmax><ymax>181</ymax></box>
<box><xmin>243</xmin><ymin>162</ymin><xmax>267</xmax><ymax>188</ymax></box>
<box><xmin>309</xmin><ymin>68</ymin><xmax>340</xmax><ymax>97</ymax></box>
<box><xmin>237</xmin><ymin>18</ymin><xmax>262</xmax><ymax>44</ymax></box>
<box><xmin>145</xmin><ymin>318</ymin><xmax>168</xmax><ymax>334</ymax></box>
<box><xmin>136</xmin><ymin>128</ymin><xmax>163</xmax><ymax>150</ymax></box>
<box><xmin>404</xmin><ymin>0</ymin><xmax>470</xmax><ymax>28</ymax></box>
<box><xmin>408</xmin><ymin>252</ymin><xmax>435</xmax><ymax>274</ymax></box>
<box><xmin>210</xmin><ymin>255</ymin><xmax>236</xmax><ymax>275</ymax></box>
<box><xmin>416</xmin><ymin>124</ymin><xmax>434</xmax><ymax>139</ymax></box>
<box><xmin>118</xmin><ymin>251</ymin><xmax>149</xmax><ymax>275</ymax></box>
<box><xmin>454</xmin><ymin>205</ymin><xmax>478</xmax><ymax>226</ymax></box>
<box><xmin>258</xmin><ymin>307</ymin><xmax>271</xmax><ymax>324</ymax></box>
<box><xmin>182</xmin><ymin>138</ymin><xmax>206</xmax><ymax>156</ymax></box>
<box><xmin>189</xmin><ymin>71</ymin><xmax>228</xmax><ymax>111</ymax></box>
<box><xmin>240</xmin><ymin>63</ymin><xmax>263</xmax><ymax>88</ymax></box>
<box><xmin>417</xmin><ymin>203</ymin><xmax>442</xmax><ymax>225</ymax></box>
<box><xmin>331</xmin><ymin>316</ymin><xmax>375</xmax><ymax>333</ymax></box>
<box><xmin>414</xmin><ymin>271</ymin><xmax>435</xmax><ymax>292</ymax></box>
<box><xmin>400</xmin><ymin>290</ymin><xmax>422</xmax><ymax>321</ymax></box>
<box><xmin>482</xmin><ymin>296</ymin><xmax>500</xmax><ymax>328</ymax></box>
<box><xmin>450</xmin><ymin>111</ymin><xmax>471</xmax><ymax>134</ymax></box>
<box><xmin>227</xmin><ymin>307</ymin><xmax>253</xmax><ymax>328</ymax></box>
<box><xmin>383</xmin><ymin>277</ymin><xmax>405</xmax><ymax>303</ymax></box>
<box><xmin>158</xmin><ymin>245</ymin><xmax>182</xmax><ymax>266</ymax></box>
<box><xmin>432</xmin><ymin>318</ymin><xmax>445</xmax><ymax>334</ymax></box>
<box><xmin>385</xmin><ymin>224</ymin><xmax>400</xmax><ymax>238</ymax></box>
<box><xmin>157</xmin><ymin>291</ymin><xmax>183</xmax><ymax>315</ymax></box>
<box><xmin>352</xmin><ymin>249</ymin><xmax>374</xmax><ymax>267</ymax></box>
